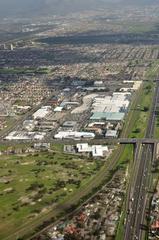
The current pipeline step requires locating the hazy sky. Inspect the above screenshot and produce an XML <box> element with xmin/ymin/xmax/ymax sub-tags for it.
<box><xmin>0</xmin><ymin>0</ymin><xmax>157</xmax><ymax>18</ymax></box>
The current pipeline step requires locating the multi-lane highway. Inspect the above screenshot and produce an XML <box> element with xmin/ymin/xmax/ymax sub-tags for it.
<box><xmin>124</xmin><ymin>81</ymin><xmax>159</xmax><ymax>240</ymax></box>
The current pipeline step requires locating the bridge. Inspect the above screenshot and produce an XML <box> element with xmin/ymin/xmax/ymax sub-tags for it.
<box><xmin>118</xmin><ymin>138</ymin><xmax>159</xmax><ymax>144</ymax></box>
<box><xmin>118</xmin><ymin>138</ymin><xmax>158</xmax><ymax>164</ymax></box>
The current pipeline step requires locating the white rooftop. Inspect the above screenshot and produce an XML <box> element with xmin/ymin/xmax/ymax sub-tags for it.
<box><xmin>33</xmin><ymin>106</ymin><xmax>51</xmax><ymax>119</ymax></box>
<box><xmin>5</xmin><ymin>131</ymin><xmax>46</xmax><ymax>140</ymax></box>
<box><xmin>54</xmin><ymin>106</ymin><xmax>63</xmax><ymax>112</ymax></box>
<box><xmin>54</xmin><ymin>131</ymin><xmax>95</xmax><ymax>139</ymax></box>
<box><xmin>76</xmin><ymin>143</ymin><xmax>108</xmax><ymax>157</ymax></box>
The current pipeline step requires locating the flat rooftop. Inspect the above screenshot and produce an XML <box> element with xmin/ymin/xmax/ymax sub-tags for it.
<box><xmin>90</xmin><ymin>112</ymin><xmax>125</xmax><ymax>121</ymax></box>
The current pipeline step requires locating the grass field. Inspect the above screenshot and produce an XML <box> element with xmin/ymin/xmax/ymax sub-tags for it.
<box><xmin>0</xmin><ymin>67</ymin><xmax>50</xmax><ymax>75</ymax></box>
<box><xmin>127</xmin><ymin>22</ymin><xmax>157</xmax><ymax>34</ymax></box>
<box><xmin>0</xmin><ymin>145</ymin><xmax>103</xmax><ymax>239</ymax></box>
<box><xmin>129</xmin><ymin>82</ymin><xmax>154</xmax><ymax>138</ymax></box>
<box><xmin>145</xmin><ymin>60</ymin><xmax>159</xmax><ymax>80</ymax></box>
<box><xmin>155</xmin><ymin>112</ymin><xmax>159</xmax><ymax>138</ymax></box>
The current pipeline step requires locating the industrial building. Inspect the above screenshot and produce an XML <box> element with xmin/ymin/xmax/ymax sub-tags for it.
<box><xmin>54</xmin><ymin>131</ymin><xmax>95</xmax><ymax>140</ymax></box>
<box><xmin>105</xmin><ymin>130</ymin><xmax>118</xmax><ymax>138</ymax></box>
<box><xmin>92</xmin><ymin>93</ymin><xmax>130</xmax><ymax>113</ymax></box>
<box><xmin>5</xmin><ymin>131</ymin><xmax>46</xmax><ymax>140</ymax></box>
<box><xmin>23</xmin><ymin>120</ymin><xmax>37</xmax><ymax>131</ymax></box>
<box><xmin>90</xmin><ymin>92</ymin><xmax>130</xmax><ymax>122</ymax></box>
<box><xmin>33</xmin><ymin>106</ymin><xmax>52</xmax><ymax>120</ymax></box>
<box><xmin>76</xmin><ymin>143</ymin><xmax>109</xmax><ymax>157</ymax></box>
<box><xmin>34</xmin><ymin>143</ymin><xmax>51</xmax><ymax>150</ymax></box>
<box><xmin>54</xmin><ymin>106</ymin><xmax>63</xmax><ymax>112</ymax></box>
<box><xmin>60</xmin><ymin>101</ymin><xmax>79</xmax><ymax>108</ymax></box>
<box><xmin>63</xmin><ymin>121</ymin><xmax>77</xmax><ymax>128</ymax></box>
<box><xmin>90</xmin><ymin>112</ymin><xmax>125</xmax><ymax>121</ymax></box>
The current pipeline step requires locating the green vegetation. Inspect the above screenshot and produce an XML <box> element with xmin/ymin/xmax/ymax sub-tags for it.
<box><xmin>0</xmin><ymin>67</ymin><xmax>50</xmax><ymax>75</ymax></box>
<box><xmin>115</xmin><ymin>146</ymin><xmax>133</xmax><ymax>240</ymax></box>
<box><xmin>121</xmin><ymin>81</ymin><xmax>154</xmax><ymax>139</ymax></box>
<box><xmin>127</xmin><ymin>22</ymin><xmax>157</xmax><ymax>33</ymax></box>
<box><xmin>0</xmin><ymin>148</ymin><xmax>103</xmax><ymax>239</ymax></box>
<box><xmin>115</xmin><ymin>210</ymin><xmax>126</xmax><ymax>240</ymax></box>
<box><xmin>154</xmin><ymin>103</ymin><xmax>159</xmax><ymax>137</ymax></box>
<box><xmin>155</xmin><ymin>120</ymin><xmax>159</xmax><ymax>138</ymax></box>
<box><xmin>147</xmin><ymin>60</ymin><xmax>159</xmax><ymax>138</ymax></box>
<box><xmin>0</xmin><ymin>117</ymin><xmax>17</xmax><ymax>139</ymax></box>
<box><xmin>145</xmin><ymin>60</ymin><xmax>159</xmax><ymax>80</ymax></box>
<box><xmin>129</xmin><ymin>82</ymin><xmax>154</xmax><ymax>138</ymax></box>
<box><xmin>0</xmin><ymin>143</ymin><xmax>126</xmax><ymax>240</ymax></box>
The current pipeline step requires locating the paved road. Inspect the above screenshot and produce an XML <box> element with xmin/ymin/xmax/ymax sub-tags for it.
<box><xmin>124</xmin><ymin>81</ymin><xmax>159</xmax><ymax>240</ymax></box>
<box><xmin>2</xmin><ymin>137</ymin><xmax>159</xmax><ymax>147</ymax></box>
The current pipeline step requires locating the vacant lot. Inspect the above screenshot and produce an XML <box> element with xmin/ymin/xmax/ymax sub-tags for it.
<box><xmin>0</xmin><ymin>145</ymin><xmax>103</xmax><ymax>239</ymax></box>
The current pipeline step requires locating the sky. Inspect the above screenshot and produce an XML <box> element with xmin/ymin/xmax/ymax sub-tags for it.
<box><xmin>0</xmin><ymin>0</ymin><xmax>157</xmax><ymax>18</ymax></box>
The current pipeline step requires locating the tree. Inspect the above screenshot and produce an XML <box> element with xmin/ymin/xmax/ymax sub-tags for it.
<box><xmin>143</xmin><ymin>106</ymin><xmax>149</xmax><ymax>112</ymax></box>
<box><xmin>133</xmin><ymin>128</ymin><xmax>141</xmax><ymax>134</ymax></box>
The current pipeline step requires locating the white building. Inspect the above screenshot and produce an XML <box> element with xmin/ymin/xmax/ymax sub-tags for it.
<box><xmin>76</xmin><ymin>143</ymin><xmax>92</xmax><ymax>152</ymax></box>
<box><xmin>76</xmin><ymin>143</ymin><xmax>108</xmax><ymax>157</ymax></box>
<box><xmin>33</xmin><ymin>106</ymin><xmax>51</xmax><ymax>120</ymax></box>
<box><xmin>5</xmin><ymin>131</ymin><xmax>46</xmax><ymax>141</ymax></box>
<box><xmin>54</xmin><ymin>131</ymin><xmax>95</xmax><ymax>140</ymax></box>
<box><xmin>54</xmin><ymin>106</ymin><xmax>63</xmax><ymax>112</ymax></box>
<box><xmin>105</xmin><ymin>130</ymin><xmax>118</xmax><ymax>138</ymax></box>
<box><xmin>92</xmin><ymin>93</ymin><xmax>130</xmax><ymax>114</ymax></box>
<box><xmin>23</xmin><ymin>120</ymin><xmax>37</xmax><ymax>131</ymax></box>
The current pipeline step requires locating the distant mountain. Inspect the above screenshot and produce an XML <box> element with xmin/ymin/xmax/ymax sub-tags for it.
<box><xmin>0</xmin><ymin>0</ymin><xmax>158</xmax><ymax>19</ymax></box>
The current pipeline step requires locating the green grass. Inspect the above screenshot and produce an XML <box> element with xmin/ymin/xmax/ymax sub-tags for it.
<box><xmin>129</xmin><ymin>82</ymin><xmax>154</xmax><ymax>138</ymax></box>
<box><xmin>145</xmin><ymin>59</ymin><xmax>159</xmax><ymax>137</ymax></box>
<box><xmin>118</xmin><ymin>145</ymin><xmax>133</xmax><ymax>166</ymax></box>
<box><xmin>0</xmin><ymin>117</ymin><xmax>17</xmax><ymax>137</ymax></box>
<box><xmin>127</xmin><ymin>23</ymin><xmax>157</xmax><ymax>33</ymax></box>
<box><xmin>144</xmin><ymin>60</ymin><xmax>159</xmax><ymax>138</ymax></box>
<box><xmin>121</xmin><ymin>81</ymin><xmax>154</xmax><ymax>139</ymax></box>
<box><xmin>115</xmin><ymin>210</ymin><xmax>126</xmax><ymax>240</ymax></box>
<box><xmin>155</xmin><ymin>114</ymin><xmax>159</xmax><ymax>138</ymax></box>
<box><xmin>145</xmin><ymin>60</ymin><xmax>159</xmax><ymax>80</ymax></box>
<box><xmin>0</xmin><ymin>149</ymin><xmax>103</xmax><ymax>239</ymax></box>
<box><xmin>0</xmin><ymin>67</ymin><xmax>50</xmax><ymax>75</ymax></box>
<box><xmin>114</xmin><ymin>145</ymin><xmax>134</xmax><ymax>240</ymax></box>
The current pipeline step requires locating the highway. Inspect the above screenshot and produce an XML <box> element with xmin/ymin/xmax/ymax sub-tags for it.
<box><xmin>124</xmin><ymin>81</ymin><xmax>159</xmax><ymax>240</ymax></box>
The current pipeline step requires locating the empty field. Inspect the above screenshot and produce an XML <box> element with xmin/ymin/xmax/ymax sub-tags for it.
<box><xmin>0</xmin><ymin>145</ymin><xmax>103</xmax><ymax>239</ymax></box>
